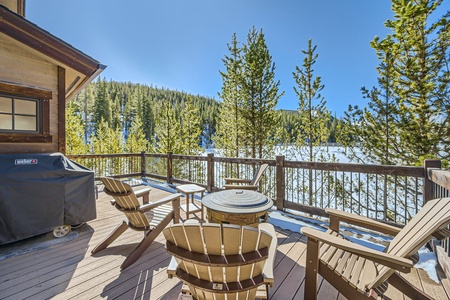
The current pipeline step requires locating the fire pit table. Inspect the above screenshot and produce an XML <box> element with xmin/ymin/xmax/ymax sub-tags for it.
<box><xmin>202</xmin><ymin>189</ymin><xmax>273</xmax><ymax>226</ymax></box>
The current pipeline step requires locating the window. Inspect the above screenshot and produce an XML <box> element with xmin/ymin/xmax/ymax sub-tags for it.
<box><xmin>0</xmin><ymin>95</ymin><xmax>40</xmax><ymax>133</ymax></box>
<box><xmin>0</xmin><ymin>82</ymin><xmax>52</xmax><ymax>143</ymax></box>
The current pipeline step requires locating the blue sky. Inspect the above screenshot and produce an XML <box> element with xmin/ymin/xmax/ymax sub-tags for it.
<box><xmin>27</xmin><ymin>0</ymin><xmax>394</xmax><ymax>116</ymax></box>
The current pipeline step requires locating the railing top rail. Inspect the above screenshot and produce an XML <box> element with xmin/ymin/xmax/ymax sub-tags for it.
<box><xmin>284</xmin><ymin>160</ymin><xmax>424</xmax><ymax>177</ymax></box>
<box><xmin>67</xmin><ymin>153</ymin><xmax>141</xmax><ymax>159</ymax></box>
<box><xmin>428</xmin><ymin>168</ymin><xmax>450</xmax><ymax>190</ymax></box>
<box><xmin>213</xmin><ymin>157</ymin><xmax>275</xmax><ymax>166</ymax></box>
<box><xmin>143</xmin><ymin>153</ymin><xmax>167</xmax><ymax>159</ymax></box>
<box><xmin>171</xmin><ymin>154</ymin><xmax>208</xmax><ymax>161</ymax></box>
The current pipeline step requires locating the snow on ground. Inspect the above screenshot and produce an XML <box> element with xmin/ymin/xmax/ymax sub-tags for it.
<box><xmin>268</xmin><ymin>209</ymin><xmax>441</xmax><ymax>283</ymax></box>
<box><xmin>416</xmin><ymin>247</ymin><xmax>440</xmax><ymax>283</ymax></box>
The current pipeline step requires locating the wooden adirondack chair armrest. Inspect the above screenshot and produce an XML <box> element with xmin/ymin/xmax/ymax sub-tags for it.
<box><xmin>301</xmin><ymin>227</ymin><xmax>413</xmax><ymax>272</ymax></box>
<box><xmin>140</xmin><ymin>193</ymin><xmax>182</xmax><ymax>212</ymax></box>
<box><xmin>135</xmin><ymin>187</ymin><xmax>151</xmax><ymax>204</ymax></box>
<box><xmin>326</xmin><ymin>208</ymin><xmax>402</xmax><ymax>236</ymax></box>
<box><xmin>167</xmin><ymin>256</ymin><xmax>178</xmax><ymax>279</ymax></box>
<box><xmin>224</xmin><ymin>178</ymin><xmax>252</xmax><ymax>184</ymax></box>
<box><xmin>259</xmin><ymin>223</ymin><xmax>277</xmax><ymax>287</ymax></box>
<box><xmin>223</xmin><ymin>184</ymin><xmax>258</xmax><ymax>190</ymax></box>
<box><xmin>432</xmin><ymin>228</ymin><xmax>450</xmax><ymax>240</ymax></box>
<box><xmin>134</xmin><ymin>187</ymin><xmax>151</xmax><ymax>198</ymax></box>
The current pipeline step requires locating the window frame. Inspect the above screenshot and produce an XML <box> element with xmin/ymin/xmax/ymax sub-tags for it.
<box><xmin>0</xmin><ymin>95</ymin><xmax>40</xmax><ymax>133</ymax></box>
<box><xmin>0</xmin><ymin>82</ymin><xmax>52</xmax><ymax>143</ymax></box>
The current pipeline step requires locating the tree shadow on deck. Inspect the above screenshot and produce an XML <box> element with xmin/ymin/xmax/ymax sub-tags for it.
<box><xmin>98</xmin><ymin>239</ymin><xmax>178</xmax><ymax>299</ymax></box>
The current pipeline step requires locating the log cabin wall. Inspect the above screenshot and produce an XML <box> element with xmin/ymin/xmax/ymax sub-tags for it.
<box><xmin>0</xmin><ymin>1</ymin><xmax>104</xmax><ymax>155</ymax></box>
<box><xmin>0</xmin><ymin>0</ymin><xmax>25</xmax><ymax>16</ymax></box>
<box><xmin>0</xmin><ymin>33</ymin><xmax>60</xmax><ymax>153</ymax></box>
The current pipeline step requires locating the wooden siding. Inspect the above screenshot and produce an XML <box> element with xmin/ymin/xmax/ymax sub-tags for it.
<box><xmin>0</xmin><ymin>32</ymin><xmax>59</xmax><ymax>153</ymax></box>
<box><xmin>1</xmin><ymin>186</ymin><xmax>449</xmax><ymax>299</ymax></box>
<box><xmin>0</xmin><ymin>1</ymin><xmax>24</xmax><ymax>16</ymax></box>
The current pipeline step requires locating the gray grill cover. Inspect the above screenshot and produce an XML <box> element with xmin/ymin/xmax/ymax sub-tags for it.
<box><xmin>0</xmin><ymin>153</ymin><xmax>96</xmax><ymax>245</ymax></box>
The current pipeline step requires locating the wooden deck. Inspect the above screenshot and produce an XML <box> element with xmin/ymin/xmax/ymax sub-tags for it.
<box><xmin>1</xmin><ymin>185</ymin><xmax>450</xmax><ymax>300</ymax></box>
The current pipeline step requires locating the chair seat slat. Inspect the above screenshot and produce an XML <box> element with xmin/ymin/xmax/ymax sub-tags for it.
<box><xmin>176</xmin><ymin>268</ymin><xmax>265</xmax><ymax>293</ymax></box>
<box><xmin>166</xmin><ymin>241</ymin><xmax>268</xmax><ymax>267</ymax></box>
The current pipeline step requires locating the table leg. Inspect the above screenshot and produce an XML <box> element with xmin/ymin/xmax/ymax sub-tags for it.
<box><xmin>200</xmin><ymin>191</ymin><xmax>204</xmax><ymax>220</ymax></box>
<box><xmin>186</xmin><ymin>193</ymin><xmax>191</xmax><ymax>219</ymax></box>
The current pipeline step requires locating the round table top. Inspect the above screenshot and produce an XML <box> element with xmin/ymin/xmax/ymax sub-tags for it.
<box><xmin>202</xmin><ymin>189</ymin><xmax>273</xmax><ymax>214</ymax></box>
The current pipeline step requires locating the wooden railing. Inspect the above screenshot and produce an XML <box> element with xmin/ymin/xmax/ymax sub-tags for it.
<box><xmin>68</xmin><ymin>152</ymin><xmax>450</xmax><ymax>275</ymax></box>
<box><xmin>67</xmin><ymin>152</ymin><xmax>445</xmax><ymax>224</ymax></box>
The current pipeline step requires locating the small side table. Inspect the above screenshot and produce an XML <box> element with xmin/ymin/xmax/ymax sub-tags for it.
<box><xmin>176</xmin><ymin>184</ymin><xmax>205</xmax><ymax>220</ymax></box>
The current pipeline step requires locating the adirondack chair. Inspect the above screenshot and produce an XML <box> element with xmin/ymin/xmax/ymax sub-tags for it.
<box><xmin>301</xmin><ymin>197</ymin><xmax>450</xmax><ymax>300</ymax></box>
<box><xmin>224</xmin><ymin>163</ymin><xmax>269</xmax><ymax>191</ymax></box>
<box><xmin>92</xmin><ymin>177</ymin><xmax>182</xmax><ymax>270</ymax></box>
<box><xmin>164</xmin><ymin>222</ymin><xmax>277</xmax><ymax>300</ymax></box>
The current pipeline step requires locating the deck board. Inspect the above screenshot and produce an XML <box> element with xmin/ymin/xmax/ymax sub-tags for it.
<box><xmin>0</xmin><ymin>184</ymin><xmax>449</xmax><ymax>300</ymax></box>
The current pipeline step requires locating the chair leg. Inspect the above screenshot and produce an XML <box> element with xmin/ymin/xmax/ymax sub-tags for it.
<box><xmin>304</xmin><ymin>237</ymin><xmax>320</xmax><ymax>300</ymax></box>
<box><xmin>388</xmin><ymin>272</ymin><xmax>433</xmax><ymax>300</ymax></box>
<box><xmin>92</xmin><ymin>221</ymin><xmax>128</xmax><ymax>254</ymax></box>
<box><xmin>120</xmin><ymin>212</ymin><xmax>174</xmax><ymax>270</ymax></box>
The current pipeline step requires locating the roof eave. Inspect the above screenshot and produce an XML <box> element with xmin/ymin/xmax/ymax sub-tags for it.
<box><xmin>66</xmin><ymin>64</ymin><xmax>106</xmax><ymax>102</ymax></box>
<box><xmin>0</xmin><ymin>4</ymin><xmax>106</xmax><ymax>100</ymax></box>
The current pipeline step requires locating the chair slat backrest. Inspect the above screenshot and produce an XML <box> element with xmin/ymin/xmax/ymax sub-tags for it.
<box><xmin>100</xmin><ymin>177</ymin><xmax>150</xmax><ymax>229</ymax></box>
<box><xmin>203</xmin><ymin>223</ymin><xmax>222</xmax><ymax>255</ymax></box>
<box><xmin>368</xmin><ymin>197</ymin><xmax>450</xmax><ymax>289</ymax></box>
<box><xmin>250</xmin><ymin>163</ymin><xmax>269</xmax><ymax>185</ymax></box>
<box><xmin>163</xmin><ymin>223</ymin><xmax>272</xmax><ymax>300</ymax></box>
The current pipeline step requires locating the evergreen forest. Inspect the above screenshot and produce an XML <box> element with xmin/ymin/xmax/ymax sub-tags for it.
<box><xmin>66</xmin><ymin>78</ymin><xmax>340</xmax><ymax>155</ymax></box>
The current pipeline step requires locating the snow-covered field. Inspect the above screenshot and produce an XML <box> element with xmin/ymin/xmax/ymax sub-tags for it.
<box><xmin>206</xmin><ymin>145</ymin><xmax>352</xmax><ymax>162</ymax></box>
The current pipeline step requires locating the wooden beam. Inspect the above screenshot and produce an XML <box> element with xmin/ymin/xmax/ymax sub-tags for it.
<box><xmin>0</xmin><ymin>81</ymin><xmax>51</xmax><ymax>99</ymax></box>
<box><xmin>423</xmin><ymin>160</ymin><xmax>441</xmax><ymax>202</ymax></box>
<box><xmin>207</xmin><ymin>153</ymin><xmax>214</xmax><ymax>192</ymax></box>
<box><xmin>58</xmin><ymin>66</ymin><xmax>66</xmax><ymax>154</ymax></box>
<box><xmin>276</xmin><ymin>155</ymin><xmax>285</xmax><ymax>210</ymax></box>
<box><xmin>17</xmin><ymin>0</ymin><xmax>25</xmax><ymax>16</ymax></box>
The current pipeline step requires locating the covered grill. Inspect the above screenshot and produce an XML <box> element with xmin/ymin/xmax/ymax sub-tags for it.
<box><xmin>0</xmin><ymin>153</ymin><xmax>96</xmax><ymax>245</ymax></box>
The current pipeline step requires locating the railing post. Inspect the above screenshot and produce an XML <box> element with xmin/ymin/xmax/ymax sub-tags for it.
<box><xmin>207</xmin><ymin>153</ymin><xmax>214</xmax><ymax>193</ymax></box>
<box><xmin>167</xmin><ymin>151</ymin><xmax>173</xmax><ymax>184</ymax></box>
<box><xmin>140</xmin><ymin>151</ymin><xmax>146</xmax><ymax>177</ymax></box>
<box><xmin>423</xmin><ymin>159</ymin><xmax>441</xmax><ymax>203</ymax></box>
<box><xmin>276</xmin><ymin>155</ymin><xmax>285</xmax><ymax>211</ymax></box>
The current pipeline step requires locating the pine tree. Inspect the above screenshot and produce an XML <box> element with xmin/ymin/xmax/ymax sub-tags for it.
<box><xmin>154</xmin><ymin>101</ymin><xmax>182</xmax><ymax>154</ymax></box>
<box><xmin>66</xmin><ymin>102</ymin><xmax>89</xmax><ymax>154</ymax></box>
<box><xmin>292</xmin><ymin>39</ymin><xmax>333</xmax><ymax>208</ymax></box>
<box><xmin>76</xmin><ymin>83</ymin><xmax>95</xmax><ymax>142</ymax></box>
<box><xmin>110</xmin><ymin>92</ymin><xmax>122</xmax><ymax>130</ymax></box>
<box><xmin>338</xmin><ymin>0</ymin><xmax>450</xmax><ymax>220</ymax></box>
<box><xmin>216</xmin><ymin>33</ymin><xmax>244</xmax><ymax>158</ymax></box>
<box><xmin>240</xmin><ymin>27</ymin><xmax>284</xmax><ymax>159</ymax></box>
<box><xmin>91</xmin><ymin>118</ymin><xmax>123</xmax><ymax>154</ymax></box>
<box><xmin>342</xmin><ymin>37</ymin><xmax>399</xmax><ymax>165</ymax></box>
<box><xmin>351</xmin><ymin>0</ymin><xmax>450</xmax><ymax>166</ymax></box>
<box><xmin>140</xmin><ymin>93</ymin><xmax>155</xmax><ymax>141</ymax></box>
<box><xmin>125</xmin><ymin>115</ymin><xmax>148</xmax><ymax>153</ymax></box>
<box><xmin>92</xmin><ymin>78</ymin><xmax>112</xmax><ymax>134</ymax></box>
<box><xmin>292</xmin><ymin>39</ymin><xmax>331</xmax><ymax>161</ymax></box>
<box><xmin>181</xmin><ymin>97</ymin><xmax>202</xmax><ymax>155</ymax></box>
